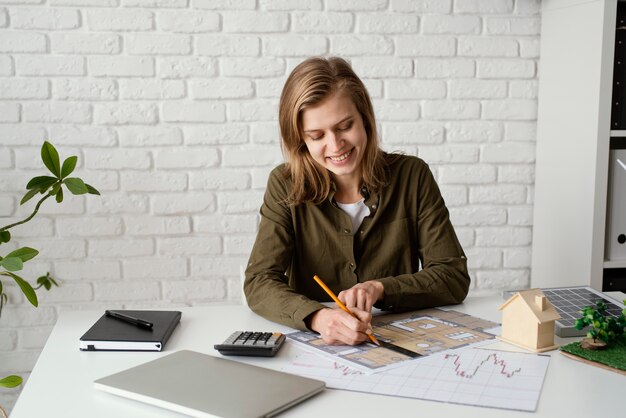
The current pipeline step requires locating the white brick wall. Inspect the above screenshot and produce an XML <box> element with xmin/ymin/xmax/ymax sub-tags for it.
<box><xmin>0</xmin><ymin>0</ymin><xmax>541</xmax><ymax>412</ymax></box>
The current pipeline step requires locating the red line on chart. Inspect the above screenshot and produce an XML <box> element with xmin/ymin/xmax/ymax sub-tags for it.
<box><xmin>290</xmin><ymin>358</ymin><xmax>363</xmax><ymax>376</ymax></box>
<box><xmin>444</xmin><ymin>352</ymin><xmax>522</xmax><ymax>379</ymax></box>
<box><xmin>332</xmin><ymin>362</ymin><xmax>363</xmax><ymax>376</ymax></box>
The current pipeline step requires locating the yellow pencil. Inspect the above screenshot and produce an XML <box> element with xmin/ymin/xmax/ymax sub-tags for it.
<box><xmin>313</xmin><ymin>275</ymin><xmax>380</xmax><ymax>346</ymax></box>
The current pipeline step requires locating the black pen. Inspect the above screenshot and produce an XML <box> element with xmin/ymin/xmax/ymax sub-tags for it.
<box><xmin>105</xmin><ymin>310</ymin><xmax>153</xmax><ymax>329</ymax></box>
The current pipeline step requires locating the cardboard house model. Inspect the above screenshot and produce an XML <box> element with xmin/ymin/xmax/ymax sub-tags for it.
<box><xmin>497</xmin><ymin>288</ymin><xmax>561</xmax><ymax>353</ymax></box>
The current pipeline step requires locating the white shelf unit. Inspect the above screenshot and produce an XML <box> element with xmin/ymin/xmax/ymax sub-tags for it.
<box><xmin>604</xmin><ymin>260</ymin><xmax>626</xmax><ymax>269</ymax></box>
<box><xmin>531</xmin><ymin>0</ymin><xmax>619</xmax><ymax>290</ymax></box>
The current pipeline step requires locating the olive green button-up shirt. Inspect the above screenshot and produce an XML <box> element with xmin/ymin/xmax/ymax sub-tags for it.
<box><xmin>244</xmin><ymin>154</ymin><xmax>470</xmax><ymax>330</ymax></box>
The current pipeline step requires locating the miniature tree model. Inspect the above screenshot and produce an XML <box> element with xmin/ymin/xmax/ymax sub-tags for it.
<box><xmin>574</xmin><ymin>301</ymin><xmax>626</xmax><ymax>349</ymax></box>
<box><xmin>0</xmin><ymin>142</ymin><xmax>100</xmax><ymax>416</ymax></box>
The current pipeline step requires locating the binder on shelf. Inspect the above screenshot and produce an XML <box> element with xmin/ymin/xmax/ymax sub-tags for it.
<box><xmin>79</xmin><ymin>310</ymin><xmax>182</xmax><ymax>352</ymax></box>
<box><xmin>612</xmin><ymin>2</ymin><xmax>626</xmax><ymax>129</ymax></box>
<box><xmin>606</xmin><ymin>140</ymin><xmax>626</xmax><ymax>261</ymax></box>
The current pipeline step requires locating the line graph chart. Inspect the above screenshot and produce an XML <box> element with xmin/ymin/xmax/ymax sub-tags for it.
<box><xmin>289</xmin><ymin>358</ymin><xmax>364</xmax><ymax>377</ymax></box>
<box><xmin>283</xmin><ymin>348</ymin><xmax>550</xmax><ymax>412</ymax></box>
<box><xmin>444</xmin><ymin>352</ymin><xmax>522</xmax><ymax>378</ymax></box>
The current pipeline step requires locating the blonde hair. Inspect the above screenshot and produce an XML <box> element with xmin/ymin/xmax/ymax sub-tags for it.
<box><xmin>278</xmin><ymin>56</ymin><xmax>388</xmax><ymax>205</ymax></box>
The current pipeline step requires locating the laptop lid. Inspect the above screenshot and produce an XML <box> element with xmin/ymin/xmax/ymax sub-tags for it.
<box><xmin>94</xmin><ymin>350</ymin><xmax>325</xmax><ymax>418</ymax></box>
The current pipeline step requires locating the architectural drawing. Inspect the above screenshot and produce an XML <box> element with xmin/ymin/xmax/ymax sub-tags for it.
<box><xmin>287</xmin><ymin>308</ymin><xmax>500</xmax><ymax>373</ymax></box>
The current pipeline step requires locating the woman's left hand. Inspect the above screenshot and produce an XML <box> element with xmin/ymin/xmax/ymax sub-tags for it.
<box><xmin>338</xmin><ymin>281</ymin><xmax>384</xmax><ymax>313</ymax></box>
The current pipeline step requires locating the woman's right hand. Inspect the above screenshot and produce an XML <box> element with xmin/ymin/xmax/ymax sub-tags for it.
<box><xmin>308</xmin><ymin>307</ymin><xmax>373</xmax><ymax>345</ymax></box>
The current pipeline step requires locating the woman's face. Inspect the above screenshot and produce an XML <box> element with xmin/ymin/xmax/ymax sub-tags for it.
<box><xmin>301</xmin><ymin>91</ymin><xmax>367</xmax><ymax>186</ymax></box>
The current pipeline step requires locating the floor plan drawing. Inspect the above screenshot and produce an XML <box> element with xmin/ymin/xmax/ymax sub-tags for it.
<box><xmin>287</xmin><ymin>308</ymin><xmax>500</xmax><ymax>373</ymax></box>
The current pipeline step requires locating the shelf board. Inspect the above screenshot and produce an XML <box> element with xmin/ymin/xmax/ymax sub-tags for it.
<box><xmin>610</xmin><ymin>131</ymin><xmax>626</xmax><ymax>136</ymax></box>
<box><xmin>604</xmin><ymin>260</ymin><xmax>626</xmax><ymax>269</ymax></box>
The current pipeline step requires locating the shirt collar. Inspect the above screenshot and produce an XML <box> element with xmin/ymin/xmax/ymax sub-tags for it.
<box><xmin>328</xmin><ymin>182</ymin><xmax>379</xmax><ymax>212</ymax></box>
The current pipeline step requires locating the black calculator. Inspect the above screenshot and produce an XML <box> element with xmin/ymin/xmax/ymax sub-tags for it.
<box><xmin>214</xmin><ymin>331</ymin><xmax>286</xmax><ymax>357</ymax></box>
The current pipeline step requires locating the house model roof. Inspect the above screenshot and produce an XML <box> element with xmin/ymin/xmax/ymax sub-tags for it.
<box><xmin>498</xmin><ymin>288</ymin><xmax>561</xmax><ymax>323</ymax></box>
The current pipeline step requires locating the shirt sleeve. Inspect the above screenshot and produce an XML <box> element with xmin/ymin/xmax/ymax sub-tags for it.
<box><xmin>374</xmin><ymin>160</ymin><xmax>470</xmax><ymax>311</ymax></box>
<box><xmin>243</xmin><ymin>167</ymin><xmax>326</xmax><ymax>330</ymax></box>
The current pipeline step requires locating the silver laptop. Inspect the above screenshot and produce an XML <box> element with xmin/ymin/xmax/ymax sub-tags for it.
<box><xmin>94</xmin><ymin>350</ymin><xmax>325</xmax><ymax>418</ymax></box>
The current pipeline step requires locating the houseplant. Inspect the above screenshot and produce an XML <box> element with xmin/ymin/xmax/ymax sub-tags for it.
<box><xmin>0</xmin><ymin>141</ymin><xmax>99</xmax><ymax>417</ymax></box>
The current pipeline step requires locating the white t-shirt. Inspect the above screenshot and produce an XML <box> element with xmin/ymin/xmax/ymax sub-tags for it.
<box><xmin>336</xmin><ymin>199</ymin><xmax>371</xmax><ymax>235</ymax></box>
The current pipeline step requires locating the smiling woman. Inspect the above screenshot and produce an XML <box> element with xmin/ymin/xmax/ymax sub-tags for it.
<box><xmin>300</xmin><ymin>92</ymin><xmax>367</xmax><ymax>203</ymax></box>
<box><xmin>277</xmin><ymin>57</ymin><xmax>387</xmax><ymax>206</ymax></box>
<box><xmin>244</xmin><ymin>57</ymin><xmax>470</xmax><ymax>346</ymax></box>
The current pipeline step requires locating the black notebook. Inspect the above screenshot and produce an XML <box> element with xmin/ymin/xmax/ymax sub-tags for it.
<box><xmin>79</xmin><ymin>310</ymin><xmax>182</xmax><ymax>352</ymax></box>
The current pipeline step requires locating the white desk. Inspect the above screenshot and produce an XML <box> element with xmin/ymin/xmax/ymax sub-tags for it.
<box><xmin>10</xmin><ymin>295</ymin><xmax>626</xmax><ymax>418</ymax></box>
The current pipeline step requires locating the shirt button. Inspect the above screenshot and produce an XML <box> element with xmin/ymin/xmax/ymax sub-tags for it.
<box><xmin>349</xmin><ymin>262</ymin><xmax>355</xmax><ymax>268</ymax></box>
<box><xmin>344</xmin><ymin>228</ymin><xmax>350</xmax><ymax>234</ymax></box>
<box><xmin>371</xmin><ymin>204</ymin><xmax>377</xmax><ymax>210</ymax></box>
<box><xmin>360</xmin><ymin>230</ymin><xmax>365</xmax><ymax>235</ymax></box>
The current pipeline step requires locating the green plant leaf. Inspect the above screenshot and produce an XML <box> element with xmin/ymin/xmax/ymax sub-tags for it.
<box><xmin>6</xmin><ymin>247</ymin><xmax>38</xmax><ymax>262</ymax></box>
<box><xmin>7</xmin><ymin>272</ymin><xmax>38</xmax><ymax>307</ymax></box>
<box><xmin>85</xmin><ymin>183</ymin><xmax>101</xmax><ymax>196</ymax></box>
<box><xmin>0</xmin><ymin>280</ymin><xmax>4</xmax><ymax>314</ymax></box>
<box><xmin>56</xmin><ymin>187</ymin><xmax>64</xmax><ymax>203</ymax></box>
<box><xmin>0</xmin><ymin>231</ymin><xmax>10</xmax><ymax>244</ymax></box>
<box><xmin>49</xmin><ymin>182</ymin><xmax>61</xmax><ymax>196</ymax></box>
<box><xmin>0</xmin><ymin>293</ymin><xmax>6</xmax><ymax>316</ymax></box>
<box><xmin>26</xmin><ymin>176</ymin><xmax>58</xmax><ymax>191</ymax></box>
<box><xmin>37</xmin><ymin>276</ymin><xmax>51</xmax><ymax>290</ymax></box>
<box><xmin>64</xmin><ymin>177</ymin><xmax>88</xmax><ymax>195</ymax></box>
<box><xmin>0</xmin><ymin>257</ymin><xmax>23</xmax><ymax>272</ymax></box>
<box><xmin>41</xmin><ymin>141</ymin><xmax>61</xmax><ymax>178</ymax></box>
<box><xmin>20</xmin><ymin>188</ymin><xmax>41</xmax><ymax>205</ymax></box>
<box><xmin>61</xmin><ymin>156</ymin><xmax>78</xmax><ymax>179</ymax></box>
<box><xmin>0</xmin><ymin>375</ymin><xmax>22</xmax><ymax>388</ymax></box>
<box><xmin>36</xmin><ymin>273</ymin><xmax>59</xmax><ymax>291</ymax></box>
